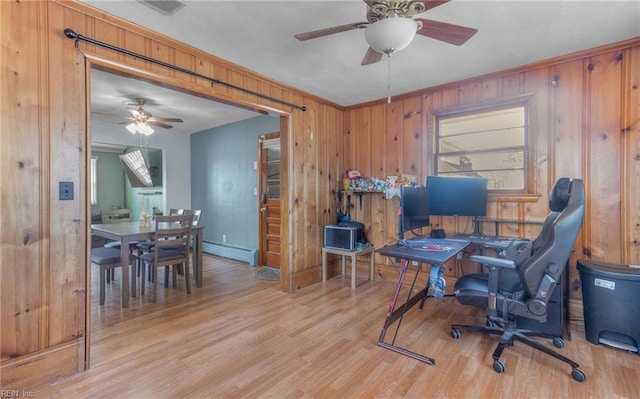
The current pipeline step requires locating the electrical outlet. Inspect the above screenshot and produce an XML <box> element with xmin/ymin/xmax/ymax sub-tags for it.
<box><xmin>59</xmin><ymin>182</ymin><xmax>74</xmax><ymax>200</ymax></box>
<box><xmin>222</xmin><ymin>234</ymin><xmax>227</xmax><ymax>243</ymax></box>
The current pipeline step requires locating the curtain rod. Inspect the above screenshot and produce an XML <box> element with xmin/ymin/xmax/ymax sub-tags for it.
<box><xmin>64</xmin><ymin>28</ymin><xmax>307</xmax><ymax>112</ymax></box>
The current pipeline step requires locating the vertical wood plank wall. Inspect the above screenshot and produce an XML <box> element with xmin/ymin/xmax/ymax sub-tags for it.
<box><xmin>343</xmin><ymin>39</ymin><xmax>640</xmax><ymax>313</ymax></box>
<box><xmin>1</xmin><ymin>0</ymin><xmax>638</xmax><ymax>390</ymax></box>
<box><xmin>1</xmin><ymin>0</ymin><xmax>344</xmax><ymax>388</ymax></box>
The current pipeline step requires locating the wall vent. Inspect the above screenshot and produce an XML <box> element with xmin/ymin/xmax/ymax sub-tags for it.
<box><xmin>203</xmin><ymin>241</ymin><xmax>258</xmax><ymax>266</ymax></box>
<box><xmin>139</xmin><ymin>0</ymin><xmax>186</xmax><ymax>16</ymax></box>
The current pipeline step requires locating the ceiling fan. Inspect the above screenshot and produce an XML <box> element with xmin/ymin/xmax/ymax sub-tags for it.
<box><xmin>120</xmin><ymin>98</ymin><xmax>183</xmax><ymax>135</ymax></box>
<box><xmin>294</xmin><ymin>0</ymin><xmax>478</xmax><ymax>65</ymax></box>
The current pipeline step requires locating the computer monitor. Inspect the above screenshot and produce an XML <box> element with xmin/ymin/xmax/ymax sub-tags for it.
<box><xmin>399</xmin><ymin>186</ymin><xmax>430</xmax><ymax>236</ymax></box>
<box><xmin>426</xmin><ymin>175</ymin><xmax>489</xmax><ymax>217</ymax></box>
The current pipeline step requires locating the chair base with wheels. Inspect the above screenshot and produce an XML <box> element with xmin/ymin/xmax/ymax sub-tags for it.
<box><xmin>451</xmin><ymin>316</ymin><xmax>586</xmax><ymax>382</ymax></box>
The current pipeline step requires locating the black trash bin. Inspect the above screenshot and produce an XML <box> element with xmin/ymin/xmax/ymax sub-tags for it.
<box><xmin>577</xmin><ymin>260</ymin><xmax>640</xmax><ymax>354</ymax></box>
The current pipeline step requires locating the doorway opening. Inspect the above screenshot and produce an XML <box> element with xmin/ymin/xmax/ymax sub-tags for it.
<box><xmin>87</xmin><ymin>62</ymin><xmax>290</xmax><ymax>366</ymax></box>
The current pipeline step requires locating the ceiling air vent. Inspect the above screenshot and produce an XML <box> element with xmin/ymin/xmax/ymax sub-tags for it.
<box><xmin>139</xmin><ymin>0</ymin><xmax>186</xmax><ymax>16</ymax></box>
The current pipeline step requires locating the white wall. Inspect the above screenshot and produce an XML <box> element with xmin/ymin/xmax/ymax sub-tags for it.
<box><xmin>91</xmin><ymin>119</ymin><xmax>192</xmax><ymax>212</ymax></box>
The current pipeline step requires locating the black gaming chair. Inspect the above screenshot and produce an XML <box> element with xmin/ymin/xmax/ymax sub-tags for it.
<box><xmin>450</xmin><ymin>178</ymin><xmax>586</xmax><ymax>382</ymax></box>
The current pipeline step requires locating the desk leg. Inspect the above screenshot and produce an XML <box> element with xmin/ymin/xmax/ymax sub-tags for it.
<box><xmin>378</xmin><ymin>259</ymin><xmax>435</xmax><ymax>365</ymax></box>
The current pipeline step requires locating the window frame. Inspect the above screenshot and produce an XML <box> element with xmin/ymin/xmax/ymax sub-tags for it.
<box><xmin>90</xmin><ymin>156</ymin><xmax>98</xmax><ymax>206</ymax></box>
<box><xmin>432</xmin><ymin>95</ymin><xmax>535</xmax><ymax>194</ymax></box>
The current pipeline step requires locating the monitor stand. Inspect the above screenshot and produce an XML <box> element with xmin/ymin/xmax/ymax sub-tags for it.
<box><xmin>472</xmin><ymin>216</ymin><xmax>481</xmax><ymax>234</ymax></box>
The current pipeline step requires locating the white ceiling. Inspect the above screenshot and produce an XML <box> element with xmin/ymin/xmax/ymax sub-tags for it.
<box><xmin>85</xmin><ymin>0</ymin><xmax>640</xmax><ymax>134</ymax></box>
<box><xmin>91</xmin><ymin>69</ymin><xmax>262</xmax><ymax>135</ymax></box>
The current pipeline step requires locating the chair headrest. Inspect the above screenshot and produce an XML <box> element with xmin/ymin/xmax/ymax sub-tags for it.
<box><xmin>549</xmin><ymin>177</ymin><xmax>571</xmax><ymax>212</ymax></box>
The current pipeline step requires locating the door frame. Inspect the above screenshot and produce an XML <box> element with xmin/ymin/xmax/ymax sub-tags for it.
<box><xmin>84</xmin><ymin>57</ymin><xmax>293</xmax><ymax>366</ymax></box>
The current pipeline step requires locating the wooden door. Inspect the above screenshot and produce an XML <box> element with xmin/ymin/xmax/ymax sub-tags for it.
<box><xmin>258</xmin><ymin>132</ymin><xmax>281</xmax><ymax>269</ymax></box>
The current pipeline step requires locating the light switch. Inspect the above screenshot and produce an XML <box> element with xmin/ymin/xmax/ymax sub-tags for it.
<box><xmin>59</xmin><ymin>182</ymin><xmax>74</xmax><ymax>200</ymax></box>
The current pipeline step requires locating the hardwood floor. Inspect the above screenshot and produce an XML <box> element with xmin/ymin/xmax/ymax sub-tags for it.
<box><xmin>33</xmin><ymin>254</ymin><xmax>639</xmax><ymax>398</ymax></box>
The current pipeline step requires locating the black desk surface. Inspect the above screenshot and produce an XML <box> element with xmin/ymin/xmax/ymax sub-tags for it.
<box><xmin>377</xmin><ymin>238</ymin><xmax>471</xmax><ymax>264</ymax></box>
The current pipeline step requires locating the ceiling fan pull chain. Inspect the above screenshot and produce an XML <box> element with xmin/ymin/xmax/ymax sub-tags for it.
<box><xmin>387</xmin><ymin>53</ymin><xmax>392</xmax><ymax>104</ymax></box>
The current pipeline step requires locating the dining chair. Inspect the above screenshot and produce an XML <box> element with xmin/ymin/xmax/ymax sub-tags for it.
<box><xmin>91</xmin><ymin>246</ymin><xmax>126</xmax><ymax>305</ymax></box>
<box><xmin>136</xmin><ymin>209</ymin><xmax>191</xmax><ymax>250</ymax></box>
<box><xmin>99</xmin><ymin>209</ymin><xmax>137</xmax><ymax>282</ymax></box>
<box><xmin>134</xmin><ymin>213</ymin><xmax>193</xmax><ymax>302</ymax></box>
<box><xmin>137</xmin><ymin>209</ymin><xmax>200</xmax><ymax>271</ymax></box>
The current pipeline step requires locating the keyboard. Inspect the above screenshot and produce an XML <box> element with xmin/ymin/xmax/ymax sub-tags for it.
<box><xmin>397</xmin><ymin>238</ymin><xmax>433</xmax><ymax>247</ymax></box>
<box><xmin>451</xmin><ymin>234</ymin><xmax>513</xmax><ymax>249</ymax></box>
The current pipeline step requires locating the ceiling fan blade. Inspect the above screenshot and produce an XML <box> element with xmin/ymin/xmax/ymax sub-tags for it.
<box><xmin>294</xmin><ymin>22</ymin><xmax>367</xmax><ymax>41</ymax></box>
<box><xmin>148</xmin><ymin>121</ymin><xmax>173</xmax><ymax>129</ymax></box>
<box><xmin>415</xmin><ymin>18</ymin><xmax>478</xmax><ymax>46</ymax></box>
<box><xmin>361</xmin><ymin>47</ymin><xmax>383</xmax><ymax>66</ymax></box>
<box><xmin>149</xmin><ymin>117</ymin><xmax>183</xmax><ymax>123</ymax></box>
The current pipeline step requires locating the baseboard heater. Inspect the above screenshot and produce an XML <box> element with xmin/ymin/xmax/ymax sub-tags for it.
<box><xmin>202</xmin><ymin>241</ymin><xmax>258</xmax><ymax>266</ymax></box>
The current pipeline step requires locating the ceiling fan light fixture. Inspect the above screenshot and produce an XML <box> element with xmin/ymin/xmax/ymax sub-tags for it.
<box><xmin>125</xmin><ymin>121</ymin><xmax>154</xmax><ymax>135</ymax></box>
<box><xmin>125</xmin><ymin>123</ymin><xmax>138</xmax><ymax>134</ymax></box>
<box><xmin>138</xmin><ymin>123</ymin><xmax>155</xmax><ymax>136</ymax></box>
<box><xmin>365</xmin><ymin>17</ymin><xmax>417</xmax><ymax>55</ymax></box>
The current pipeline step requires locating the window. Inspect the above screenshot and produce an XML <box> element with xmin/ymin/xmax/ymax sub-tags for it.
<box><xmin>263</xmin><ymin>139</ymin><xmax>281</xmax><ymax>199</ymax></box>
<box><xmin>435</xmin><ymin>104</ymin><xmax>527</xmax><ymax>191</ymax></box>
<box><xmin>90</xmin><ymin>157</ymin><xmax>98</xmax><ymax>206</ymax></box>
<box><xmin>119</xmin><ymin>150</ymin><xmax>153</xmax><ymax>187</ymax></box>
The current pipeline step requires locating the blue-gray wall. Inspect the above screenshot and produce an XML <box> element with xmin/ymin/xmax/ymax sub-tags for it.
<box><xmin>191</xmin><ymin>115</ymin><xmax>279</xmax><ymax>250</ymax></box>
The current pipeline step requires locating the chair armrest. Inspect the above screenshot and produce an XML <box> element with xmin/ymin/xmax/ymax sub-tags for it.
<box><xmin>469</xmin><ymin>255</ymin><xmax>515</xmax><ymax>317</ymax></box>
<box><xmin>469</xmin><ymin>255</ymin><xmax>516</xmax><ymax>270</ymax></box>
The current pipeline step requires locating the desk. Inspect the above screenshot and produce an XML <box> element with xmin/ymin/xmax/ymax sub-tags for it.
<box><xmin>322</xmin><ymin>246</ymin><xmax>375</xmax><ymax>289</ymax></box>
<box><xmin>91</xmin><ymin>221</ymin><xmax>204</xmax><ymax>307</ymax></box>
<box><xmin>376</xmin><ymin>238</ymin><xmax>470</xmax><ymax>364</ymax></box>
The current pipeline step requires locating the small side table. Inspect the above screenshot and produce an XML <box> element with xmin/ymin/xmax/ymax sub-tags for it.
<box><xmin>322</xmin><ymin>246</ymin><xmax>376</xmax><ymax>289</ymax></box>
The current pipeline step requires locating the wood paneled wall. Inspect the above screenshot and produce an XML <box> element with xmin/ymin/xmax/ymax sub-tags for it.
<box><xmin>1</xmin><ymin>0</ymin><xmax>343</xmax><ymax>388</ymax></box>
<box><xmin>343</xmin><ymin>39</ymin><xmax>640</xmax><ymax>311</ymax></box>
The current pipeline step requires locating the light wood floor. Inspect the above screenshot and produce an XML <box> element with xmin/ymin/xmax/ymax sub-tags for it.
<box><xmin>34</xmin><ymin>254</ymin><xmax>639</xmax><ymax>398</ymax></box>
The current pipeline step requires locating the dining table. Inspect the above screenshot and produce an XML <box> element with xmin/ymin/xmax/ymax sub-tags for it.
<box><xmin>91</xmin><ymin>220</ymin><xmax>205</xmax><ymax>307</ymax></box>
